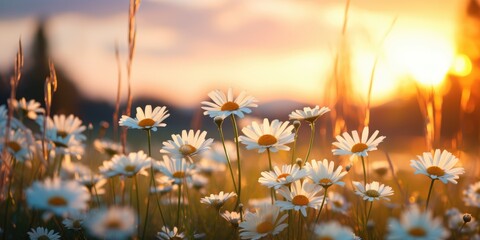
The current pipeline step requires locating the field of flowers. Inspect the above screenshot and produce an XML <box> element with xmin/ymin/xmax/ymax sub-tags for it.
<box><xmin>1</xmin><ymin>1</ymin><xmax>480</xmax><ymax>240</ymax></box>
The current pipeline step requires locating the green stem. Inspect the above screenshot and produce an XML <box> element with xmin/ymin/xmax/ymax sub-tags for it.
<box><xmin>366</xmin><ymin>201</ymin><xmax>373</xmax><ymax>223</ymax></box>
<box><xmin>231</xmin><ymin>115</ymin><xmax>242</xmax><ymax>209</ymax></box>
<box><xmin>266</xmin><ymin>149</ymin><xmax>275</xmax><ymax>204</ymax></box>
<box><xmin>360</xmin><ymin>156</ymin><xmax>367</xmax><ymax>185</ymax></box>
<box><xmin>176</xmin><ymin>182</ymin><xmax>183</xmax><ymax>227</ymax></box>
<box><xmin>142</xmin><ymin>129</ymin><xmax>154</xmax><ymax>240</ymax></box>
<box><xmin>315</xmin><ymin>188</ymin><xmax>328</xmax><ymax>223</ymax></box>
<box><xmin>93</xmin><ymin>185</ymin><xmax>101</xmax><ymax>207</ymax></box>
<box><xmin>303</xmin><ymin>123</ymin><xmax>316</xmax><ymax>165</ymax></box>
<box><xmin>146</xmin><ymin>129</ymin><xmax>151</xmax><ymax>156</ymax></box>
<box><xmin>110</xmin><ymin>177</ymin><xmax>117</xmax><ymax>205</ymax></box>
<box><xmin>267</xmin><ymin>148</ymin><xmax>273</xmax><ymax>171</ymax></box>
<box><xmin>425</xmin><ymin>179</ymin><xmax>435</xmax><ymax>210</ymax></box>
<box><xmin>134</xmin><ymin>176</ymin><xmax>142</xmax><ymax>239</ymax></box>
<box><xmin>291</xmin><ymin>128</ymin><xmax>299</xmax><ymax>165</ymax></box>
<box><xmin>216</xmin><ymin>124</ymin><xmax>238</xmax><ymax>194</ymax></box>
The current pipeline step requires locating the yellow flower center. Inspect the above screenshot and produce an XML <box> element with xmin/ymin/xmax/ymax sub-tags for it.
<box><xmin>6</xmin><ymin>141</ymin><xmax>21</xmax><ymax>153</ymax></box>
<box><xmin>179</xmin><ymin>144</ymin><xmax>197</xmax><ymax>156</ymax></box>
<box><xmin>351</xmin><ymin>143</ymin><xmax>368</xmax><ymax>153</ymax></box>
<box><xmin>292</xmin><ymin>195</ymin><xmax>309</xmax><ymax>206</ymax></box>
<box><xmin>173</xmin><ymin>171</ymin><xmax>185</xmax><ymax>178</ymax></box>
<box><xmin>276</xmin><ymin>173</ymin><xmax>290</xmax><ymax>181</ymax></box>
<box><xmin>256</xmin><ymin>220</ymin><xmax>274</xmax><ymax>234</ymax></box>
<box><xmin>426</xmin><ymin>166</ymin><xmax>445</xmax><ymax>177</ymax></box>
<box><xmin>318</xmin><ymin>237</ymin><xmax>334</xmax><ymax>240</ymax></box>
<box><xmin>38</xmin><ymin>236</ymin><xmax>50</xmax><ymax>240</ymax></box>
<box><xmin>257</xmin><ymin>134</ymin><xmax>277</xmax><ymax>146</ymax></box>
<box><xmin>48</xmin><ymin>196</ymin><xmax>68</xmax><ymax>206</ymax></box>
<box><xmin>138</xmin><ymin>118</ymin><xmax>155</xmax><ymax>128</ymax></box>
<box><xmin>319</xmin><ymin>178</ymin><xmax>332</xmax><ymax>186</ymax></box>
<box><xmin>365</xmin><ymin>189</ymin><xmax>380</xmax><ymax>198</ymax></box>
<box><xmin>221</xmin><ymin>101</ymin><xmax>240</xmax><ymax>111</ymax></box>
<box><xmin>408</xmin><ymin>227</ymin><xmax>426</xmax><ymax>237</ymax></box>
<box><xmin>105</xmin><ymin>219</ymin><xmax>122</xmax><ymax>230</ymax></box>
<box><xmin>333</xmin><ymin>201</ymin><xmax>343</xmax><ymax>208</ymax></box>
<box><xmin>57</xmin><ymin>130</ymin><xmax>68</xmax><ymax>138</ymax></box>
<box><xmin>124</xmin><ymin>165</ymin><xmax>136</xmax><ymax>172</ymax></box>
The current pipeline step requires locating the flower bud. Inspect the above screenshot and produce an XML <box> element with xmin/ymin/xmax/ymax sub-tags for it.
<box><xmin>463</xmin><ymin>213</ymin><xmax>472</xmax><ymax>223</ymax></box>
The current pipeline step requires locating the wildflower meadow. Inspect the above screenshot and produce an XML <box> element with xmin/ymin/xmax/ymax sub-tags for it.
<box><xmin>1</xmin><ymin>0</ymin><xmax>480</xmax><ymax>240</ymax></box>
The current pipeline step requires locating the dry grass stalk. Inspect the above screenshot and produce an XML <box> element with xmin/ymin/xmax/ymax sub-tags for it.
<box><xmin>42</xmin><ymin>60</ymin><xmax>58</xmax><ymax>170</ymax></box>
<box><xmin>364</xmin><ymin>17</ymin><xmax>397</xmax><ymax>128</ymax></box>
<box><xmin>0</xmin><ymin>39</ymin><xmax>23</xmax><ymax>200</ymax></box>
<box><xmin>121</xmin><ymin>0</ymin><xmax>141</xmax><ymax>154</ymax></box>
<box><xmin>113</xmin><ymin>41</ymin><xmax>122</xmax><ymax>142</ymax></box>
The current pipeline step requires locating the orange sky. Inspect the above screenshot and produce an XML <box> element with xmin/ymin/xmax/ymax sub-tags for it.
<box><xmin>0</xmin><ymin>0</ymin><xmax>467</xmax><ymax>108</ymax></box>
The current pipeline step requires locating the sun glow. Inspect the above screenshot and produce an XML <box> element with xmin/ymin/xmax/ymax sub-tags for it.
<box><xmin>386</xmin><ymin>35</ymin><xmax>455</xmax><ymax>87</ymax></box>
<box><xmin>450</xmin><ymin>54</ymin><xmax>472</xmax><ymax>77</ymax></box>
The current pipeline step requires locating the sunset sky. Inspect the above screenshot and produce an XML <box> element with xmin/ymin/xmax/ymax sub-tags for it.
<box><xmin>0</xmin><ymin>0</ymin><xmax>467</xmax><ymax>108</ymax></box>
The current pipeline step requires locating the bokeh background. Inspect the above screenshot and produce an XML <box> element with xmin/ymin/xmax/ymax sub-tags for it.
<box><xmin>1</xmin><ymin>0</ymin><xmax>480</xmax><ymax>149</ymax></box>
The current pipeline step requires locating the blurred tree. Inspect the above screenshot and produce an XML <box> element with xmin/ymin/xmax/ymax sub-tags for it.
<box><xmin>0</xmin><ymin>18</ymin><xmax>82</xmax><ymax>115</ymax></box>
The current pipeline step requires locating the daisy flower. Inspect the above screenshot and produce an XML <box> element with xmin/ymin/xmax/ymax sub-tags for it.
<box><xmin>151</xmin><ymin>175</ymin><xmax>174</xmax><ymax>195</ymax></box>
<box><xmin>201</xmin><ymin>88</ymin><xmax>258</xmax><ymax>119</ymax></box>
<box><xmin>276</xmin><ymin>180</ymin><xmax>324</xmax><ymax>217</ymax></box>
<box><xmin>463</xmin><ymin>181</ymin><xmax>480</xmax><ymax>208</ymax></box>
<box><xmin>99</xmin><ymin>160</ymin><xmax>117</xmax><ymax>178</ymax></box>
<box><xmin>39</xmin><ymin>114</ymin><xmax>87</xmax><ymax>141</ymax></box>
<box><xmin>221</xmin><ymin>211</ymin><xmax>242</xmax><ymax>227</ymax></box>
<box><xmin>161</xmin><ymin>130</ymin><xmax>213</xmax><ymax>159</ymax></box>
<box><xmin>305</xmin><ymin>159</ymin><xmax>347</xmax><ymax>188</ymax></box>
<box><xmin>258</xmin><ymin>164</ymin><xmax>307</xmax><ymax>189</ymax></box>
<box><xmin>84</xmin><ymin>206</ymin><xmax>136</xmax><ymax>240</ymax></box>
<box><xmin>239</xmin><ymin>204</ymin><xmax>288</xmax><ymax>240</ymax></box>
<box><xmin>155</xmin><ymin>156</ymin><xmax>195</xmax><ymax>184</ymax></box>
<box><xmin>157</xmin><ymin>226</ymin><xmax>186</xmax><ymax>240</ymax></box>
<box><xmin>353</xmin><ymin>181</ymin><xmax>393</xmax><ymax>202</ymax></box>
<box><xmin>119</xmin><ymin>105</ymin><xmax>169</xmax><ymax>131</ymax></box>
<box><xmin>43</xmin><ymin>129</ymin><xmax>85</xmax><ymax>158</ymax></box>
<box><xmin>62</xmin><ymin>212</ymin><xmax>86</xmax><ymax>231</ymax></box>
<box><xmin>387</xmin><ymin>205</ymin><xmax>449</xmax><ymax>240</ymax></box>
<box><xmin>332</xmin><ymin>127</ymin><xmax>386</xmax><ymax>161</ymax></box>
<box><xmin>27</xmin><ymin>227</ymin><xmax>61</xmax><ymax>240</ymax></box>
<box><xmin>0</xmin><ymin>129</ymin><xmax>31</xmax><ymax>162</ymax></box>
<box><xmin>195</xmin><ymin>158</ymin><xmax>226</xmax><ymax>175</ymax></box>
<box><xmin>327</xmin><ymin>191</ymin><xmax>351</xmax><ymax>215</ymax></box>
<box><xmin>11</xmin><ymin>98</ymin><xmax>44</xmax><ymax>120</ymax></box>
<box><xmin>190</xmin><ymin>173</ymin><xmax>209</xmax><ymax>192</ymax></box>
<box><xmin>410</xmin><ymin>149</ymin><xmax>465</xmax><ymax>184</ymax></box>
<box><xmin>26</xmin><ymin>177</ymin><xmax>90</xmax><ymax>216</ymax></box>
<box><xmin>202</xmin><ymin>141</ymin><xmax>237</xmax><ymax>163</ymax></box>
<box><xmin>313</xmin><ymin>221</ymin><xmax>355</xmax><ymax>240</ymax></box>
<box><xmin>109</xmin><ymin>150</ymin><xmax>151</xmax><ymax>177</ymax></box>
<box><xmin>75</xmin><ymin>173</ymin><xmax>107</xmax><ymax>195</ymax></box>
<box><xmin>288</xmin><ymin>105</ymin><xmax>330</xmax><ymax>123</ymax></box>
<box><xmin>200</xmin><ymin>191</ymin><xmax>237</xmax><ymax>209</ymax></box>
<box><xmin>94</xmin><ymin>138</ymin><xmax>123</xmax><ymax>156</ymax></box>
<box><xmin>60</xmin><ymin>161</ymin><xmax>92</xmax><ymax>180</ymax></box>
<box><xmin>239</xmin><ymin>118</ymin><xmax>294</xmax><ymax>153</ymax></box>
